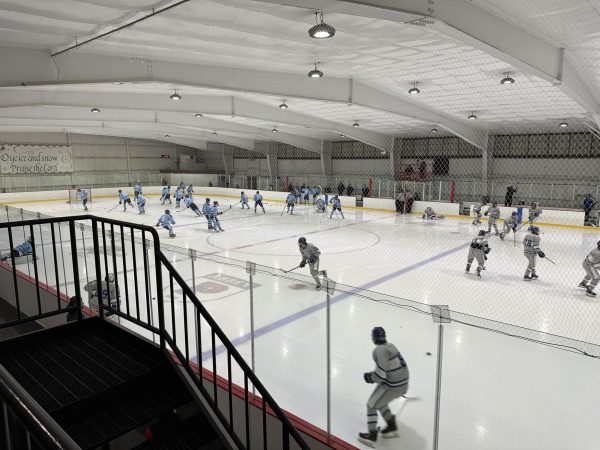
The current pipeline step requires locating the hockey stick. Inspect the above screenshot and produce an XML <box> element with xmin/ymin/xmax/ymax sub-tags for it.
<box><xmin>281</xmin><ymin>204</ymin><xmax>288</xmax><ymax>216</ymax></box>
<box><xmin>107</xmin><ymin>203</ymin><xmax>121</xmax><ymax>213</ymax></box>
<box><xmin>281</xmin><ymin>265</ymin><xmax>301</xmax><ymax>273</ymax></box>
<box><xmin>514</xmin><ymin>220</ymin><xmax>530</xmax><ymax>247</ymax></box>
<box><xmin>542</xmin><ymin>256</ymin><xmax>557</xmax><ymax>265</ymax></box>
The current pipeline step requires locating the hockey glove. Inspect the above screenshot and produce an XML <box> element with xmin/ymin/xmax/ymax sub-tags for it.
<box><xmin>299</xmin><ymin>261</ymin><xmax>306</xmax><ymax>268</ymax></box>
<box><xmin>484</xmin><ymin>248</ymin><xmax>491</xmax><ymax>254</ymax></box>
<box><xmin>538</xmin><ymin>251</ymin><xmax>545</xmax><ymax>258</ymax></box>
<box><xmin>363</xmin><ymin>372</ymin><xmax>374</xmax><ymax>384</ymax></box>
<box><xmin>119</xmin><ymin>201</ymin><xmax>122</xmax><ymax>205</ymax></box>
<box><xmin>512</xmin><ymin>226</ymin><xmax>517</xmax><ymax>232</ymax></box>
<box><xmin>484</xmin><ymin>210</ymin><xmax>489</xmax><ymax>216</ymax></box>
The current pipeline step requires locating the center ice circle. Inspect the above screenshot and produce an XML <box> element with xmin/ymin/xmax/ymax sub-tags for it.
<box><xmin>206</xmin><ymin>224</ymin><xmax>380</xmax><ymax>256</ymax></box>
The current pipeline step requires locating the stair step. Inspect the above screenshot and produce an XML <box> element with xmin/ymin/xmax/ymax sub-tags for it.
<box><xmin>134</xmin><ymin>415</ymin><xmax>225</xmax><ymax>450</ymax></box>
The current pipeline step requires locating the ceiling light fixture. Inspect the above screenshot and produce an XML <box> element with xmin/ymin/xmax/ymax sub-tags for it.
<box><xmin>308</xmin><ymin>62</ymin><xmax>323</xmax><ymax>78</ymax></box>
<box><xmin>431</xmin><ymin>127</ymin><xmax>438</xmax><ymax>133</ymax></box>
<box><xmin>112</xmin><ymin>82</ymin><xmax>124</xmax><ymax>85</ymax></box>
<box><xmin>90</xmin><ymin>107</ymin><xmax>100</xmax><ymax>113</ymax></box>
<box><xmin>170</xmin><ymin>90</ymin><xmax>182</xmax><ymax>101</ymax></box>
<box><xmin>408</xmin><ymin>82</ymin><xmax>420</xmax><ymax>95</ymax></box>
<box><xmin>308</xmin><ymin>11</ymin><xmax>336</xmax><ymax>39</ymax></box>
<box><xmin>500</xmin><ymin>72</ymin><xmax>515</xmax><ymax>85</ymax></box>
<box><xmin>212</xmin><ymin>130</ymin><xmax>218</xmax><ymax>135</ymax></box>
<box><xmin>165</xmin><ymin>134</ymin><xmax>170</xmax><ymax>138</ymax></box>
<box><xmin>559</xmin><ymin>121</ymin><xmax>568</xmax><ymax>128</ymax></box>
<box><xmin>352</xmin><ymin>121</ymin><xmax>360</xmax><ymax>127</ymax></box>
<box><xmin>279</xmin><ymin>100</ymin><xmax>288</xmax><ymax>109</ymax></box>
<box><xmin>340</xmin><ymin>134</ymin><xmax>345</xmax><ymax>137</ymax></box>
<box><xmin>467</xmin><ymin>112</ymin><xmax>477</xmax><ymax>120</ymax></box>
<box><xmin>272</xmin><ymin>128</ymin><xmax>278</xmax><ymax>133</ymax></box>
<box><xmin>194</xmin><ymin>113</ymin><xmax>203</xmax><ymax>118</ymax></box>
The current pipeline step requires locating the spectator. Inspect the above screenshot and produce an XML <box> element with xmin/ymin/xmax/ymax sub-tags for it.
<box><xmin>208</xmin><ymin>181</ymin><xmax>213</xmax><ymax>187</ymax></box>
<box><xmin>505</xmin><ymin>185</ymin><xmax>518</xmax><ymax>206</ymax></box>
<box><xmin>66</xmin><ymin>296</ymin><xmax>80</xmax><ymax>322</ymax></box>
<box><xmin>584</xmin><ymin>194</ymin><xmax>596</xmax><ymax>223</ymax></box>
<box><xmin>405</xmin><ymin>165</ymin><xmax>414</xmax><ymax>174</ymax></box>
<box><xmin>347</xmin><ymin>184</ymin><xmax>354</xmax><ymax>196</ymax></box>
<box><xmin>337</xmin><ymin>182</ymin><xmax>345</xmax><ymax>195</ymax></box>
<box><xmin>419</xmin><ymin>160</ymin><xmax>427</xmax><ymax>179</ymax></box>
<box><xmin>395</xmin><ymin>193</ymin><xmax>403</xmax><ymax>213</ymax></box>
<box><xmin>362</xmin><ymin>186</ymin><xmax>369</xmax><ymax>197</ymax></box>
<box><xmin>405</xmin><ymin>191</ymin><xmax>414</xmax><ymax>213</ymax></box>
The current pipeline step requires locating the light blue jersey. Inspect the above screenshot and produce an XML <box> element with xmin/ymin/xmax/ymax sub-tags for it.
<box><xmin>119</xmin><ymin>191</ymin><xmax>129</xmax><ymax>201</ymax></box>
<box><xmin>80</xmin><ymin>190</ymin><xmax>89</xmax><ymax>200</ymax></box>
<box><xmin>134</xmin><ymin>183</ymin><xmax>141</xmax><ymax>193</ymax></box>
<box><xmin>254</xmin><ymin>193</ymin><xmax>263</xmax><ymax>202</ymax></box>
<box><xmin>202</xmin><ymin>201</ymin><xmax>212</xmax><ymax>215</ymax></box>
<box><xmin>137</xmin><ymin>194</ymin><xmax>146</xmax><ymax>206</ymax></box>
<box><xmin>15</xmin><ymin>241</ymin><xmax>33</xmax><ymax>256</ymax></box>
<box><xmin>175</xmin><ymin>187</ymin><xmax>184</xmax><ymax>199</ymax></box>
<box><xmin>161</xmin><ymin>186</ymin><xmax>169</xmax><ymax>196</ymax></box>
<box><xmin>184</xmin><ymin>197</ymin><xmax>193</xmax><ymax>208</ymax></box>
<box><xmin>158</xmin><ymin>214</ymin><xmax>175</xmax><ymax>227</ymax></box>
<box><xmin>241</xmin><ymin>193</ymin><xmax>248</xmax><ymax>202</ymax></box>
<box><xmin>330</xmin><ymin>197</ymin><xmax>341</xmax><ymax>208</ymax></box>
<box><xmin>286</xmin><ymin>193</ymin><xmax>296</xmax><ymax>204</ymax></box>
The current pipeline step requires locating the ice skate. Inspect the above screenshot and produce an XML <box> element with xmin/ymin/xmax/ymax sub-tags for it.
<box><xmin>476</xmin><ymin>267</ymin><xmax>481</xmax><ymax>278</ymax></box>
<box><xmin>531</xmin><ymin>274</ymin><xmax>539</xmax><ymax>280</ymax></box>
<box><xmin>586</xmin><ymin>287</ymin><xmax>596</xmax><ymax>298</ymax></box>
<box><xmin>381</xmin><ymin>416</ymin><xmax>398</xmax><ymax>439</ymax></box>
<box><xmin>358</xmin><ymin>430</ymin><xmax>377</xmax><ymax>448</ymax></box>
<box><xmin>465</xmin><ymin>263</ymin><xmax>471</xmax><ymax>273</ymax></box>
<box><xmin>315</xmin><ymin>283</ymin><xmax>322</xmax><ymax>290</ymax></box>
<box><xmin>524</xmin><ymin>275</ymin><xmax>532</xmax><ymax>281</ymax></box>
<box><xmin>578</xmin><ymin>281</ymin><xmax>588</xmax><ymax>289</ymax></box>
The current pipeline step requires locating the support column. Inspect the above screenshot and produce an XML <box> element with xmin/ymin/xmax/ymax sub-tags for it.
<box><xmin>265</xmin><ymin>143</ymin><xmax>278</xmax><ymax>180</ymax></box>
<box><xmin>390</xmin><ymin>137</ymin><xmax>402</xmax><ymax>179</ymax></box>
<box><xmin>481</xmin><ymin>135</ymin><xmax>493</xmax><ymax>196</ymax></box>
<box><xmin>321</xmin><ymin>141</ymin><xmax>333</xmax><ymax>179</ymax></box>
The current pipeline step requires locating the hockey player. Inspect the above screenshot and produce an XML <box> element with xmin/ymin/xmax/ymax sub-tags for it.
<box><xmin>286</xmin><ymin>192</ymin><xmax>296</xmax><ymax>214</ymax></box>
<box><xmin>254</xmin><ymin>191</ymin><xmax>265</xmax><ymax>213</ymax></box>
<box><xmin>183</xmin><ymin>195</ymin><xmax>202</xmax><ymax>216</ymax></box>
<box><xmin>77</xmin><ymin>188</ymin><xmax>89</xmax><ymax>211</ymax></box>
<box><xmin>472</xmin><ymin>198</ymin><xmax>487</xmax><ymax>225</ymax></box>
<box><xmin>202</xmin><ymin>198</ymin><xmax>213</xmax><ymax>230</ymax></box>
<box><xmin>133</xmin><ymin>182</ymin><xmax>142</xmax><ymax>199</ymax></box>
<box><xmin>178</xmin><ymin>180</ymin><xmax>185</xmax><ymax>190</ymax></box>
<box><xmin>84</xmin><ymin>273</ymin><xmax>119</xmax><ymax>315</ymax></box>
<box><xmin>1</xmin><ymin>236</ymin><xmax>34</xmax><ymax>261</ymax></box>
<box><xmin>330</xmin><ymin>195</ymin><xmax>345</xmax><ymax>219</ymax></box>
<box><xmin>175</xmin><ymin>185</ymin><xmax>185</xmax><ymax>208</ymax></box>
<box><xmin>466</xmin><ymin>230</ymin><xmax>490</xmax><ymax>277</ymax></box>
<box><xmin>500</xmin><ymin>212</ymin><xmax>518</xmax><ymax>240</ymax></box>
<box><xmin>578</xmin><ymin>241</ymin><xmax>600</xmax><ymax>297</ymax></box>
<box><xmin>156</xmin><ymin>210</ymin><xmax>176</xmax><ymax>238</ymax></box>
<box><xmin>528</xmin><ymin>202</ymin><xmax>543</xmax><ymax>224</ymax></box>
<box><xmin>187</xmin><ymin>184</ymin><xmax>194</xmax><ymax>201</ymax></box>
<box><xmin>298</xmin><ymin>237</ymin><xmax>327</xmax><ymax>289</ymax></box>
<box><xmin>240</xmin><ymin>191</ymin><xmax>250</xmax><ymax>209</ymax></box>
<box><xmin>210</xmin><ymin>201</ymin><xmax>226</xmax><ymax>232</ymax></box>
<box><xmin>523</xmin><ymin>226</ymin><xmax>545</xmax><ymax>280</ymax></box>
<box><xmin>302</xmin><ymin>186</ymin><xmax>310</xmax><ymax>204</ymax></box>
<box><xmin>422</xmin><ymin>206</ymin><xmax>436</xmax><ymax>220</ymax></box>
<box><xmin>160</xmin><ymin>185</ymin><xmax>172</xmax><ymax>205</ymax></box>
<box><xmin>358</xmin><ymin>327</ymin><xmax>409</xmax><ymax>448</ymax></box>
<box><xmin>315</xmin><ymin>197</ymin><xmax>326</xmax><ymax>213</ymax></box>
<box><xmin>118</xmin><ymin>190</ymin><xmax>133</xmax><ymax>212</ymax></box>
<box><xmin>136</xmin><ymin>193</ymin><xmax>146</xmax><ymax>214</ymax></box>
<box><xmin>485</xmin><ymin>202</ymin><xmax>501</xmax><ymax>235</ymax></box>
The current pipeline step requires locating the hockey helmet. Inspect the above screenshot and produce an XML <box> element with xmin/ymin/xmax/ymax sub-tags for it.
<box><xmin>105</xmin><ymin>273</ymin><xmax>115</xmax><ymax>283</ymax></box>
<box><xmin>205</xmin><ymin>198</ymin><xmax>210</xmax><ymax>202</ymax></box>
<box><xmin>26</xmin><ymin>235</ymin><xmax>33</xmax><ymax>243</ymax></box>
<box><xmin>118</xmin><ymin>189</ymin><xmax>122</xmax><ymax>193</ymax></box>
<box><xmin>511</xmin><ymin>211</ymin><xmax>517</xmax><ymax>216</ymax></box>
<box><xmin>371</xmin><ymin>326</ymin><xmax>386</xmax><ymax>343</ymax></box>
<box><xmin>213</xmin><ymin>201</ymin><xmax>219</xmax><ymax>206</ymax></box>
<box><xmin>298</xmin><ymin>237</ymin><xmax>307</xmax><ymax>246</ymax></box>
<box><xmin>529</xmin><ymin>226</ymin><xmax>540</xmax><ymax>235</ymax></box>
<box><xmin>478</xmin><ymin>230</ymin><xmax>487</xmax><ymax>236</ymax></box>
<box><xmin>165</xmin><ymin>209</ymin><xmax>170</xmax><ymax>215</ymax></box>
<box><xmin>492</xmin><ymin>202</ymin><xmax>497</xmax><ymax>207</ymax></box>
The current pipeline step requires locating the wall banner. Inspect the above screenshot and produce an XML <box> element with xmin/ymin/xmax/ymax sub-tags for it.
<box><xmin>0</xmin><ymin>145</ymin><xmax>73</xmax><ymax>174</ymax></box>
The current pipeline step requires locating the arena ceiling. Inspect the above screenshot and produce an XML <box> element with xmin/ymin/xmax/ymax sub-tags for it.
<box><xmin>0</xmin><ymin>0</ymin><xmax>599</xmax><ymax>153</ymax></box>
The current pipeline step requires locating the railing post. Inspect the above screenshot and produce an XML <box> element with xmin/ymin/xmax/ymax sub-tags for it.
<box><xmin>246</xmin><ymin>261</ymin><xmax>257</xmax><ymax>396</ymax></box>
<box><xmin>153</xmin><ymin>237</ymin><xmax>166</xmax><ymax>350</ymax></box>
<box><xmin>91</xmin><ymin>219</ymin><xmax>104</xmax><ymax>318</ymax></box>
<box><xmin>324</xmin><ymin>277</ymin><xmax>336</xmax><ymax>442</ymax></box>
<box><xmin>438</xmin><ymin>180</ymin><xmax>442</xmax><ymax>201</ymax></box>
<box><xmin>68</xmin><ymin>220</ymin><xmax>83</xmax><ymax>321</ymax></box>
<box><xmin>430</xmin><ymin>305</ymin><xmax>450</xmax><ymax>450</ymax></box>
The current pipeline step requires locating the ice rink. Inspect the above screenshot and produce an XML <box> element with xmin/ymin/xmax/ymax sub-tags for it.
<box><xmin>3</xmin><ymin>191</ymin><xmax>600</xmax><ymax>450</ymax></box>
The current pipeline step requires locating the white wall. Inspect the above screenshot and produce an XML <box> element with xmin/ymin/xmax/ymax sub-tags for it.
<box><xmin>332</xmin><ymin>159</ymin><xmax>389</xmax><ymax>177</ymax></box>
<box><xmin>491</xmin><ymin>158</ymin><xmax>600</xmax><ymax>179</ymax></box>
<box><xmin>278</xmin><ymin>159</ymin><xmax>321</xmax><ymax>175</ymax></box>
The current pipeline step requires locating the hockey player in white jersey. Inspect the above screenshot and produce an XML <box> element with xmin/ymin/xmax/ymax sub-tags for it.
<box><xmin>499</xmin><ymin>211</ymin><xmax>518</xmax><ymax>240</ymax></box>
<box><xmin>523</xmin><ymin>226</ymin><xmax>545</xmax><ymax>280</ymax></box>
<box><xmin>358</xmin><ymin>326</ymin><xmax>409</xmax><ymax>448</ymax></box>
<box><xmin>472</xmin><ymin>198</ymin><xmax>487</xmax><ymax>225</ymax></box>
<box><xmin>485</xmin><ymin>202</ymin><xmax>501</xmax><ymax>235</ymax></box>
<box><xmin>578</xmin><ymin>241</ymin><xmax>600</xmax><ymax>297</ymax></box>
<box><xmin>298</xmin><ymin>237</ymin><xmax>327</xmax><ymax>289</ymax></box>
<box><xmin>422</xmin><ymin>206</ymin><xmax>437</xmax><ymax>220</ymax></box>
<box><xmin>466</xmin><ymin>230</ymin><xmax>490</xmax><ymax>278</ymax></box>
<box><xmin>528</xmin><ymin>202</ymin><xmax>543</xmax><ymax>224</ymax></box>
<box><xmin>315</xmin><ymin>197</ymin><xmax>326</xmax><ymax>213</ymax></box>
<box><xmin>84</xmin><ymin>273</ymin><xmax>119</xmax><ymax>315</ymax></box>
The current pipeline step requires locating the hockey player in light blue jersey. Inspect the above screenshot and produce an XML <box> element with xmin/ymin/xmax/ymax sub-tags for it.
<box><xmin>315</xmin><ymin>197</ymin><xmax>326</xmax><ymax>213</ymax></box>
<box><xmin>485</xmin><ymin>202</ymin><xmax>501</xmax><ymax>235</ymax></box>
<box><xmin>302</xmin><ymin>187</ymin><xmax>310</xmax><ymax>204</ymax></box>
<box><xmin>240</xmin><ymin>191</ymin><xmax>250</xmax><ymax>209</ymax></box>
<box><xmin>183</xmin><ymin>195</ymin><xmax>202</xmax><ymax>216</ymax></box>
<box><xmin>155</xmin><ymin>210</ymin><xmax>176</xmax><ymax>238</ymax></box>
<box><xmin>210</xmin><ymin>201</ymin><xmax>226</xmax><ymax>232</ymax></box>
<box><xmin>160</xmin><ymin>186</ymin><xmax>172</xmax><ymax>205</ymax></box>
<box><xmin>1</xmin><ymin>236</ymin><xmax>34</xmax><ymax>261</ymax></box>
<box><xmin>187</xmin><ymin>184</ymin><xmax>194</xmax><ymax>201</ymax></box>
<box><xmin>77</xmin><ymin>188</ymin><xmax>89</xmax><ymax>211</ymax></box>
<box><xmin>133</xmin><ymin>182</ymin><xmax>142</xmax><ymax>199</ymax></box>
<box><xmin>523</xmin><ymin>226</ymin><xmax>544</xmax><ymax>280</ymax></box>
<box><xmin>202</xmin><ymin>198</ymin><xmax>213</xmax><ymax>230</ymax></box>
<box><xmin>329</xmin><ymin>195</ymin><xmax>345</xmax><ymax>219</ymax></box>
<box><xmin>175</xmin><ymin>186</ymin><xmax>185</xmax><ymax>208</ymax></box>
<box><xmin>500</xmin><ymin>211</ymin><xmax>518</xmax><ymax>240</ymax></box>
<box><xmin>254</xmin><ymin>191</ymin><xmax>265</xmax><ymax>213</ymax></box>
<box><xmin>118</xmin><ymin>190</ymin><xmax>133</xmax><ymax>212</ymax></box>
<box><xmin>286</xmin><ymin>192</ymin><xmax>296</xmax><ymax>214</ymax></box>
<box><xmin>136</xmin><ymin>193</ymin><xmax>146</xmax><ymax>214</ymax></box>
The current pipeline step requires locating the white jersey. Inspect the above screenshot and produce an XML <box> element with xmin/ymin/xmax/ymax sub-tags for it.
<box><xmin>84</xmin><ymin>279</ymin><xmax>119</xmax><ymax>312</ymax></box>
<box><xmin>585</xmin><ymin>248</ymin><xmax>600</xmax><ymax>267</ymax></box>
<box><xmin>299</xmin><ymin>243</ymin><xmax>320</xmax><ymax>263</ymax></box>
<box><xmin>523</xmin><ymin>233</ymin><xmax>541</xmax><ymax>254</ymax></box>
<box><xmin>370</xmin><ymin>343</ymin><xmax>409</xmax><ymax>389</ymax></box>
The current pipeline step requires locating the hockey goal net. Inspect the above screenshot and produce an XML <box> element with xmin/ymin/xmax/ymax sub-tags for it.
<box><xmin>68</xmin><ymin>188</ymin><xmax>92</xmax><ymax>208</ymax></box>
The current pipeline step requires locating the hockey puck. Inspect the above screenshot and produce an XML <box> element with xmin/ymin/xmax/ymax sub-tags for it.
<box><xmin>426</xmin><ymin>352</ymin><xmax>432</xmax><ymax>356</ymax></box>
